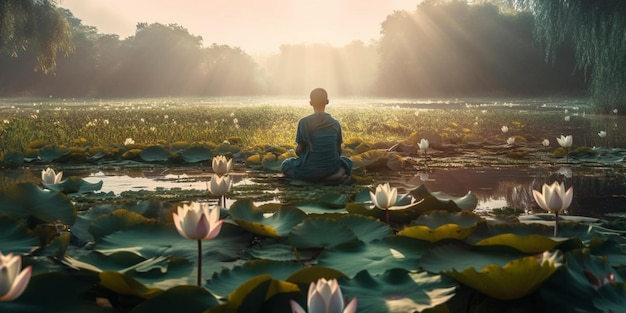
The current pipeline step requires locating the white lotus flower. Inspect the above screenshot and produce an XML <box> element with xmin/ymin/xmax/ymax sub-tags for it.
<box><xmin>501</xmin><ymin>126</ymin><xmax>508</xmax><ymax>133</ymax></box>
<box><xmin>417</xmin><ymin>138</ymin><xmax>429</xmax><ymax>151</ymax></box>
<box><xmin>41</xmin><ymin>167</ymin><xmax>63</xmax><ymax>184</ymax></box>
<box><xmin>290</xmin><ymin>278</ymin><xmax>357</xmax><ymax>313</ymax></box>
<box><xmin>532</xmin><ymin>181</ymin><xmax>573</xmax><ymax>214</ymax></box>
<box><xmin>370</xmin><ymin>183</ymin><xmax>397</xmax><ymax>210</ymax></box>
<box><xmin>124</xmin><ymin>137</ymin><xmax>135</xmax><ymax>145</ymax></box>
<box><xmin>207</xmin><ymin>175</ymin><xmax>232</xmax><ymax>196</ymax></box>
<box><xmin>598</xmin><ymin>131</ymin><xmax>607</xmax><ymax>138</ymax></box>
<box><xmin>556</xmin><ymin>135</ymin><xmax>573</xmax><ymax>148</ymax></box>
<box><xmin>507</xmin><ymin>137</ymin><xmax>515</xmax><ymax>145</ymax></box>
<box><xmin>564</xmin><ymin>116</ymin><xmax>570</xmax><ymax>122</ymax></box>
<box><xmin>212</xmin><ymin>155</ymin><xmax>232</xmax><ymax>176</ymax></box>
<box><xmin>0</xmin><ymin>252</ymin><xmax>32</xmax><ymax>301</ymax></box>
<box><xmin>542</xmin><ymin>139</ymin><xmax>550</xmax><ymax>147</ymax></box>
<box><xmin>172</xmin><ymin>203</ymin><xmax>223</xmax><ymax>240</ymax></box>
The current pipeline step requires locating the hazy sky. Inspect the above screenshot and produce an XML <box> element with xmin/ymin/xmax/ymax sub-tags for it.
<box><xmin>58</xmin><ymin>0</ymin><xmax>421</xmax><ymax>54</ymax></box>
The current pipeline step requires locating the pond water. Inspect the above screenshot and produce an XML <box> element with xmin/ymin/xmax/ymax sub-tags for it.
<box><xmin>4</xmin><ymin>164</ymin><xmax>623</xmax><ymax>218</ymax></box>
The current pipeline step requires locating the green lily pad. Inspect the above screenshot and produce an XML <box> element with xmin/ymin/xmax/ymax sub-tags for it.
<box><xmin>409</xmin><ymin>184</ymin><xmax>477</xmax><ymax>211</ymax></box>
<box><xmin>594</xmin><ymin>283</ymin><xmax>626</xmax><ymax>313</ymax></box>
<box><xmin>181</xmin><ymin>146</ymin><xmax>213</xmax><ymax>163</ymax></box>
<box><xmin>338</xmin><ymin>214</ymin><xmax>394</xmax><ymax>243</ymax></box>
<box><xmin>339</xmin><ymin>269</ymin><xmax>456</xmax><ymax>313</ymax></box>
<box><xmin>208</xmin><ymin>274</ymin><xmax>299</xmax><ymax>313</ymax></box>
<box><xmin>541</xmin><ymin>248</ymin><xmax>623</xmax><ymax>312</ymax></box>
<box><xmin>230</xmin><ymin>199</ymin><xmax>307</xmax><ymax>238</ymax></box>
<box><xmin>99</xmin><ymin>271</ymin><xmax>162</xmax><ymax>299</ymax></box>
<box><xmin>44</xmin><ymin>176</ymin><xmax>103</xmax><ymax>194</ymax></box>
<box><xmin>247</xmin><ymin>238</ymin><xmax>319</xmax><ymax>262</ymax></box>
<box><xmin>0</xmin><ymin>271</ymin><xmax>114</xmax><ymax>313</ymax></box>
<box><xmin>397</xmin><ymin>210</ymin><xmax>481</xmax><ymax>242</ymax></box>
<box><xmin>0</xmin><ymin>215</ymin><xmax>39</xmax><ymax>254</ymax></box>
<box><xmin>317</xmin><ymin>236</ymin><xmax>431</xmax><ymax>277</ymax></box>
<box><xmin>261</xmin><ymin>153</ymin><xmax>282</xmax><ymax>171</ymax></box>
<box><xmin>140</xmin><ymin>146</ymin><xmax>170</xmax><ymax>162</ymax></box>
<box><xmin>288</xmin><ymin>217</ymin><xmax>357</xmax><ymax>249</ymax></box>
<box><xmin>286</xmin><ymin>266</ymin><xmax>348</xmax><ymax>285</ymax></box>
<box><xmin>474</xmin><ymin>233</ymin><xmax>569</xmax><ymax>254</ymax></box>
<box><xmin>422</xmin><ymin>243</ymin><xmax>562</xmax><ymax>300</ymax></box>
<box><xmin>130</xmin><ymin>285</ymin><xmax>219</xmax><ymax>313</ymax></box>
<box><xmin>89</xmin><ymin>209</ymin><xmax>156</xmax><ymax>242</ymax></box>
<box><xmin>206</xmin><ymin>259</ymin><xmax>304</xmax><ymax>298</ymax></box>
<box><xmin>38</xmin><ymin>145</ymin><xmax>71</xmax><ymax>162</ymax></box>
<box><xmin>0</xmin><ymin>182</ymin><xmax>76</xmax><ymax>225</ymax></box>
<box><xmin>2</xmin><ymin>151</ymin><xmax>24</xmax><ymax>166</ymax></box>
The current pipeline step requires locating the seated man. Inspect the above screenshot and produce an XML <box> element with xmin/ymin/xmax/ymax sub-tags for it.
<box><xmin>281</xmin><ymin>88</ymin><xmax>352</xmax><ymax>184</ymax></box>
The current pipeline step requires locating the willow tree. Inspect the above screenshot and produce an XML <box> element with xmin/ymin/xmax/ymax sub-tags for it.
<box><xmin>0</xmin><ymin>0</ymin><xmax>74</xmax><ymax>73</ymax></box>
<box><xmin>511</xmin><ymin>0</ymin><xmax>626</xmax><ymax>113</ymax></box>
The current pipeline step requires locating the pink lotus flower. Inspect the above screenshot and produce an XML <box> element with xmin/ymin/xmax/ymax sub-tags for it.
<box><xmin>212</xmin><ymin>155</ymin><xmax>232</xmax><ymax>176</ymax></box>
<box><xmin>0</xmin><ymin>252</ymin><xmax>32</xmax><ymax>301</ymax></box>
<box><xmin>172</xmin><ymin>203</ymin><xmax>223</xmax><ymax>240</ymax></box>
<box><xmin>290</xmin><ymin>278</ymin><xmax>357</xmax><ymax>313</ymax></box>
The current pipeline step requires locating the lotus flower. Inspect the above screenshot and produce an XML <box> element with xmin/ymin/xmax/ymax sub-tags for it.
<box><xmin>598</xmin><ymin>131</ymin><xmax>607</xmax><ymax>138</ymax></box>
<box><xmin>0</xmin><ymin>252</ymin><xmax>32</xmax><ymax>301</ymax></box>
<box><xmin>124</xmin><ymin>137</ymin><xmax>135</xmax><ymax>145</ymax></box>
<box><xmin>173</xmin><ymin>203</ymin><xmax>223</xmax><ymax>240</ymax></box>
<box><xmin>207</xmin><ymin>175</ymin><xmax>232</xmax><ymax>196</ymax></box>
<box><xmin>501</xmin><ymin>126</ymin><xmax>508</xmax><ymax>133</ymax></box>
<box><xmin>532</xmin><ymin>181</ymin><xmax>573</xmax><ymax>236</ymax></box>
<box><xmin>542</xmin><ymin>139</ymin><xmax>550</xmax><ymax>147</ymax></box>
<box><xmin>212</xmin><ymin>155</ymin><xmax>232</xmax><ymax>176</ymax></box>
<box><xmin>418</xmin><ymin>138</ymin><xmax>429</xmax><ymax>152</ymax></box>
<box><xmin>506</xmin><ymin>137</ymin><xmax>515</xmax><ymax>145</ymax></box>
<box><xmin>172</xmin><ymin>203</ymin><xmax>223</xmax><ymax>286</ymax></box>
<box><xmin>41</xmin><ymin>167</ymin><xmax>63</xmax><ymax>184</ymax></box>
<box><xmin>556</xmin><ymin>135</ymin><xmax>572</xmax><ymax>148</ymax></box>
<box><xmin>290</xmin><ymin>278</ymin><xmax>357</xmax><ymax>313</ymax></box>
<box><xmin>370</xmin><ymin>183</ymin><xmax>397</xmax><ymax>211</ymax></box>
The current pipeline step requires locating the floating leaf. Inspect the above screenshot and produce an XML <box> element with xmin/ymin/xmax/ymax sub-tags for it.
<box><xmin>397</xmin><ymin>210</ymin><xmax>481</xmax><ymax>242</ymax></box>
<box><xmin>211</xmin><ymin>275</ymin><xmax>299</xmax><ymax>313</ymax></box>
<box><xmin>0</xmin><ymin>271</ymin><xmax>112</xmax><ymax>313</ymax></box>
<box><xmin>475</xmin><ymin>233</ymin><xmax>568</xmax><ymax>254</ymax></box>
<box><xmin>230</xmin><ymin>199</ymin><xmax>306</xmax><ymax>238</ymax></box>
<box><xmin>338</xmin><ymin>214</ymin><xmax>394</xmax><ymax>243</ymax></box>
<box><xmin>44</xmin><ymin>176</ymin><xmax>103</xmax><ymax>194</ymax></box>
<box><xmin>99</xmin><ymin>271</ymin><xmax>162</xmax><ymax>299</ymax></box>
<box><xmin>206</xmin><ymin>259</ymin><xmax>304</xmax><ymax>298</ymax></box>
<box><xmin>38</xmin><ymin>145</ymin><xmax>71</xmax><ymax>162</ymax></box>
<box><xmin>409</xmin><ymin>184</ymin><xmax>477</xmax><ymax>211</ymax></box>
<box><xmin>593</xmin><ymin>283</ymin><xmax>626</xmax><ymax>313</ymax></box>
<box><xmin>317</xmin><ymin>236</ymin><xmax>430</xmax><ymax>277</ymax></box>
<box><xmin>140</xmin><ymin>146</ymin><xmax>170</xmax><ymax>162</ymax></box>
<box><xmin>0</xmin><ymin>182</ymin><xmax>76</xmax><ymax>225</ymax></box>
<box><xmin>289</xmin><ymin>217</ymin><xmax>357</xmax><ymax>249</ymax></box>
<box><xmin>130</xmin><ymin>285</ymin><xmax>219</xmax><ymax>313</ymax></box>
<box><xmin>0</xmin><ymin>215</ymin><xmax>39</xmax><ymax>254</ymax></box>
<box><xmin>181</xmin><ymin>146</ymin><xmax>213</xmax><ymax>163</ymax></box>
<box><xmin>340</xmin><ymin>269</ymin><xmax>456</xmax><ymax>313</ymax></box>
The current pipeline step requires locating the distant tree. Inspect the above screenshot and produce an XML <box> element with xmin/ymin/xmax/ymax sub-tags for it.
<box><xmin>510</xmin><ymin>0</ymin><xmax>626</xmax><ymax>113</ymax></box>
<box><xmin>0</xmin><ymin>0</ymin><xmax>74</xmax><ymax>73</ymax></box>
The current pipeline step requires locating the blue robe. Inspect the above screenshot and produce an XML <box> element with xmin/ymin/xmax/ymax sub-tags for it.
<box><xmin>281</xmin><ymin>112</ymin><xmax>352</xmax><ymax>181</ymax></box>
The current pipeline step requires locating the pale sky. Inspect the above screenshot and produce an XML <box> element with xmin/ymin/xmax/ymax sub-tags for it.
<box><xmin>58</xmin><ymin>0</ymin><xmax>421</xmax><ymax>54</ymax></box>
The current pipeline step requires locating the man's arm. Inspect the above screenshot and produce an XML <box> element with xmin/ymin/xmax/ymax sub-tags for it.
<box><xmin>296</xmin><ymin>142</ymin><xmax>305</xmax><ymax>156</ymax></box>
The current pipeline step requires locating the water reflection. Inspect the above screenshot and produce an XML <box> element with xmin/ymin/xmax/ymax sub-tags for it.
<box><xmin>1</xmin><ymin>165</ymin><xmax>624</xmax><ymax>217</ymax></box>
<box><xmin>396</xmin><ymin>166</ymin><xmax>626</xmax><ymax>217</ymax></box>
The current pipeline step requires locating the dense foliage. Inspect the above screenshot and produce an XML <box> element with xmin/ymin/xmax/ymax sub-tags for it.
<box><xmin>1</xmin><ymin>1</ymin><xmax>586</xmax><ymax>99</ymax></box>
<box><xmin>510</xmin><ymin>0</ymin><xmax>626</xmax><ymax>113</ymax></box>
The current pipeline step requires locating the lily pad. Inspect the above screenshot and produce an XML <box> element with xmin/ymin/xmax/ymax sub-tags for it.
<box><xmin>208</xmin><ymin>274</ymin><xmax>299</xmax><ymax>313</ymax></box>
<box><xmin>339</xmin><ymin>269</ymin><xmax>456</xmax><ymax>313</ymax></box>
<box><xmin>409</xmin><ymin>184</ymin><xmax>477</xmax><ymax>211</ymax></box>
<box><xmin>422</xmin><ymin>243</ymin><xmax>562</xmax><ymax>300</ymax></box>
<box><xmin>181</xmin><ymin>146</ymin><xmax>213</xmax><ymax>163</ymax></box>
<box><xmin>288</xmin><ymin>217</ymin><xmax>357</xmax><ymax>249</ymax></box>
<box><xmin>317</xmin><ymin>236</ymin><xmax>431</xmax><ymax>277</ymax></box>
<box><xmin>474</xmin><ymin>233</ymin><xmax>569</xmax><ymax>254</ymax></box>
<box><xmin>0</xmin><ymin>182</ymin><xmax>76</xmax><ymax>225</ymax></box>
<box><xmin>338</xmin><ymin>214</ymin><xmax>394</xmax><ymax>243</ymax></box>
<box><xmin>229</xmin><ymin>200</ymin><xmax>307</xmax><ymax>238</ymax></box>
<box><xmin>130</xmin><ymin>285</ymin><xmax>220</xmax><ymax>313</ymax></box>
<box><xmin>0</xmin><ymin>271</ymin><xmax>114</xmax><ymax>313</ymax></box>
<box><xmin>205</xmin><ymin>259</ymin><xmax>304</xmax><ymax>298</ymax></box>
<box><xmin>140</xmin><ymin>146</ymin><xmax>170</xmax><ymax>162</ymax></box>
<box><xmin>0</xmin><ymin>215</ymin><xmax>39</xmax><ymax>254</ymax></box>
<box><xmin>397</xmin><ymin>210</ymin><xmax>481</xmax><ymax>242</ymax></box>
<box><xmin>44</xmin><ymin>176</ymin><xmax>103</xmax><ymax>194</ymax></box>
<box><xmin>594</xmin><ymin>283</ymin><xmax>626</xmax><ymax>313</ymax></box>
<box><xmin>541</xmin><ymin>248</ymin><xmax>624</xmax><ymax>312</ymax></box>
<box><xmin>38</xmin><ymin>145</ymin><xmax>71</xmax><ymax>162</ymax></box>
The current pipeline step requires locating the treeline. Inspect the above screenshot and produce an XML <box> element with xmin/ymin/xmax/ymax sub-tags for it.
<box><xmin>0</xmin><ymin>2</ymin><xmax>586</xmax><ymax>98</ymax></box>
